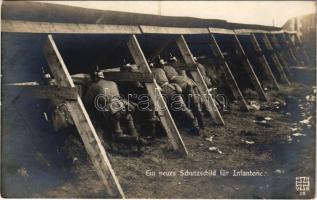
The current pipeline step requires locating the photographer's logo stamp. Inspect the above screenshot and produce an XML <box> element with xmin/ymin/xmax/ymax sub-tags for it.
<box><xmin>296</xmin><ymin>177</ymin><xmax>310</xmax><ymax>195</ymax></box>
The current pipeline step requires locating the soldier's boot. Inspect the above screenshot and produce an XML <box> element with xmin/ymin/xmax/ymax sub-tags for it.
<box><xmin>149</xmin><ymin>106</ymin><xmax>160</xmax><ymax>140</ymax></box>
<box><xmin>125</xmin><ymin>113</ymin><xmax>139</xmax><ymax>137</ymax></box>
<box><xmin>148</xmin><ymin>111</ymin><xmax>159</xmax><ymax>140</ymax></box>
<box><xmin>192</xmin><ymin>104</ymin><xmax>205</xmax><ymax>129</ymax></box>
<box><xmin>113</xmin><ymin>119</ymin><xmax>147</xmax><ymax>146</ymax></box>
<box><xmin>191</xmin><ymin>92</ymin><xmax>205</xmax><ymax>129</ymax></box>
<box><xmin>197</xmin><ymin>111</ymin><xmax>205</xmax><ymax>129</ymax></box>
<box><xmin>183</xmin><ymin>109</ymin><xmax>200</xmax><ymax>136</ymax></box>
<box><xmin>125</xmin><ymin>113</ymin><xmax>148</xmax><ymax>152</ymax></box>
<box><xmin>113</xmin><ymin>133</ymin><xmax>147</xmax><ymax>146</ymax></box>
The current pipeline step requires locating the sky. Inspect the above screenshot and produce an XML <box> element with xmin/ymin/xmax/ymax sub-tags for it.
<box><xmin>43</xmin><ymin>1</ymin><xmax>316</xmax><ymax>27</ymax></box>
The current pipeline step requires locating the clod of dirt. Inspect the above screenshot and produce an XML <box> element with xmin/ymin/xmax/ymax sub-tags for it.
<box><xmin>290</xmin><ymin>127</ymin><xmax>299</xmax><ymax>131</ymax></box>
<box><xmin>249</xmin><ymin>101</ymin><xmax>261</xmax><ymax>111</ymax></box>
<box><xmin>205</xmin><ymin>136</ymin><xmax>214</xmax><ymax>142</ymax></box>
<box><xmin>292</xmin><ymin>133</ymin><xmax>306</xmax><ymax>137</ymax></box>
<box><xmin>243</xmin><ymin>140</ymin><xmax>255</xmax><ymax>144</ymax></box>
<box><xmin>264</xmin><ymin>117</ymin><xmax>272</xmax><ymax>121</ymax></box>
<box><xmin>208</xmin><ymin>147</ymin><xmax>223</xmax><ymax>154</ymax></box>
<box><xmin>299</xmin><ymin>116</ymin><xmax>312</xmax><ymax>124</ymax></box>
<box><xmin>253</xmin><ymin>120</ymin><xmax>271</xmax><ymax>127</ymax></box>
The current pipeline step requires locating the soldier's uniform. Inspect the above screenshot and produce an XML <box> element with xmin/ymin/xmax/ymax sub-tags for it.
<box><xmin>152</xmin><ymin>68</ymin><xmax>200</xmax><ymax>134</ymax></box>
<box><xmin>162</xmin><ymin>65</ymin><xmax>205</xmax><ymax>128</ymax></box>
<box><xmin>84</xmin><ymin>78</ymin><xmax>145</xmax><ymax>146</ymax></box>
<box><xmin>43</xmin><ymin>74</ymin><xmax>75</xmax><ymax>132</ymax></box>
<box><xmin>197</xmin><ymin>63</ymin><xmax>212</xmax><ymax>88</ymax></box>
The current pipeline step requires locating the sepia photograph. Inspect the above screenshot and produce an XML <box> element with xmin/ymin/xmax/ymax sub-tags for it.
<box><xmin>1</xmin><ymin>0</ymin><xmax>316</xmax><ymax>198</ymax></box>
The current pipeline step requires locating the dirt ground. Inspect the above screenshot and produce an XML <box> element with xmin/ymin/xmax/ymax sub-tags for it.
<box><xmin>30</xmin><ymin>83</ymin><xmax>315</xmax><ymax>199</ymax></box>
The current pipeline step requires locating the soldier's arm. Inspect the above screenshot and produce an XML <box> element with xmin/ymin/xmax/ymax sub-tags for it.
<box><xmin>172</xmin><ymin>83</ymin><xmax>183</xmax><ymax>94</ymax></box>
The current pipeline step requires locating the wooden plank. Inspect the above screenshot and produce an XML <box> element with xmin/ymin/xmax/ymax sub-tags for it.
<box><xmin>43</xmin><ymin>35</ymin><xmax>125</xmax><ymax>198</ymax></box>
<box><xmin>292</xmin><ymin>33</ymin><xmax>311</xmax><ymax>66</ymax></box>
<box><xmin>2</xmin><ymin>20</ymin><xmax>141</xmax><ymax>34</ymax></box>
<box><xmin>261</xmin><ymin>34</ymin><xmax>290</xmax><ymax>84</ymax></box>
<box><xmin>234</xmin><ymin>29</ymin><xmax>270</xmax><ymax>34</ymax></box>
<box><xmin>102</xmin><ymin>71</ymin><xmax>153</xmax><ymax>82</ymax></box>
<box><xmin>284</xmin><ymin>30</ymin><xmax>297</xmax><ymax>34</ymax></box>
<box><xmin>176</xmin><ymin>35</ymin><xmax>225</xmax><ymax>125</ymax></box>
<box><xmin>249</xmin><ymin>34</ymin><xmax>280</xmax><ymax>89</ymax></box>
<box><xmin>140</xmin><ymin>25</ymin><xmax>209</xmax><ymax>34</ymax></box>
<box><xmin>280</xmin><ymin>33</ymin><xmax>301</xmax><ymax>66</ymax></box>
<box><xmin>286</xmin><ymin>33</ymin><xmax>310</xmax><ymax>66</ymax></box>
<box><xmin>285</xmin><ymin>33</ymin><xmax>308</xmax><ymax>66</ymax></box>
<box><xmin>208</xmin><ymin>27</ymin><xmax>235</xmax><ymax>35</ymax></box>
<box><xmin>171</xmin><ymin>63</ymin><xmax>198</xmax><ymax>71</ymax></box>
<box><xmin>127</xmin><ymin>34</ymin><xmax>188</xmax><ymax>155</ymax></box>
<box><xmin>4</xmin><ymin>85</ymin><xmax>79</xmax><ymax>100</ymax></box>
<box><xmin>208</xmin><ymin>33</ymin><xmax>249</xmax><ymax>111</ymax></box>
<box><xmin>269</xmin><ymin>30</ymin><xmax>285</xmax><ymax>34</ymax></box>
<box><xmin>270</xmin><ymin>33</ymin><xmax>298</xmax><ymax>66</ymax></box>
<box><xmin>266</xmin><ymin>33</ymin><xmax>293</xmax><ymax>79</ymax></box>
<box><xmin>233</xmin><ymin>34</ymin><xmax>268</xmax><ymax>101</ymax></box>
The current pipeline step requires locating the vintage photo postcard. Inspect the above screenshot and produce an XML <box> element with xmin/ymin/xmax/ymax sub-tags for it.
<box><xmin>1</xmin><ymin>1</ymin><xmax>316</xmax><ymax>198</ymax></box>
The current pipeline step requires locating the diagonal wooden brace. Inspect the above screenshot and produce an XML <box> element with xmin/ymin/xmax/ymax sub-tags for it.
<box><xmin>249</xmin><ymin>34</ymin><xmax>280</xmax><ymax>90</ymax></box>
<box><xmin>265</xmin><ymin>34</ymin><xmax>293</xmax><ymax>80</ymax></box>
<box><xmin>127</xmin><ymin>34</ymin><xmax>188</xmax><ymax>155</ymax></box>
<box><xmin>260</xmin><ymin>34</ymin><xmax>290</xmax><ymax>84</ymax></box>
<box><xmin>176</xmin><ymin>35</ymin><xmax>225</xmax><ymax>125</ymax></box>
<box><xmin>43</xmin><ymin>35</ymin><xmax>125</xmax><ymax>198</ymax></box>
<box><xmin>233</xmin><ymin>35</ymin><xmax>268</xmax><ymax>101</ymax></box>
<box><xmin>4</xmin><ymin>85</ymin><xmax>79</xmax><ymax>101</ymax></box>
<box><xmin>208</xmin><ymin>33</ymin><xmax>249</xmax><ymax>111</ymax></box>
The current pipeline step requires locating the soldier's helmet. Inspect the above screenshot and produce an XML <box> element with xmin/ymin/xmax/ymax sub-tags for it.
<box><xmin>44</xmin><ymin>73</ymin><xmax>51</xmax><ymax>79</ymax></box>
<box><xmin>153</xmin><ymin>55</ymin><xmax>167</xmax><ymax>67</ymax></box>
<box><xmin>91</xmin><ymin>65</ymin><xmax>104</xmax><ymax>80</ymax></box>
<box><xmin>169</xmin><ymin>56</ymin><xmax>178</xmax><ymax>64</ymax></box>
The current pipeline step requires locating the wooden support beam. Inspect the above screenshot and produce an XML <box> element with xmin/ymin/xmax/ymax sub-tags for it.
<box><xmin>271</xmin><ymin>33</ymin><xmax>299</xmax><ymax>66</ymax></box>
<box><xmin>261</xmin><ymin>34</ymin><xmax>290</xmax><ymax>84</ymax></box>
<box><xmin>266</xmin><ymin>34</ymin><xmax>293</xmax><ymax>79</ymax></box>
<box><xmin>292</xmin><ymin>33</ymin><xmax>312</xmax><ymax>66</ymax></box>
<box><xmin>280</xmin><ymin>33</ymin><xmax>301</xmax><ymax>66</ymax></box>
<box><xmin>176</xmin><ymin>35</ymin><xmax>225</xmax><ymax>125</ymax></box>
<box><xmin>234</xmin><ymin>29</ymin><xmax>270</xmax><ymax>34</ymax></box>
<box><xmin>140</xmin><ymin>25</ymin><xmax>209</xmax><ymax>34</ymax></box>
<box><xmin>208</xmin><ymin>27</ymin><xmax>235</xmax><ymax>35</ymax></box>
<box><xmin>249</xmin><ymin>34</ymin><xmax>280</xmax><ymax>90</ymax></box>
<box><xmin>284</xmin><ymin>33</ymin><xmax>306</xmax><ymax>66</ymax></box>
<box><xmin>102</xmin><ymin>71</ymin><xmax>153</xmax><ymax>82</ymax></box>
<box><xmin>127</xmin><ymin>34</ymin><xmax>188</xmax><ymax>155</ymax></box>
<box><xmin>4</xmin><ymin>84</ymin><xmax>79</xmax><ymax>100</ymax></box>
<box><xmin>233</xmin><ymin>35</ymin><xmax>268</xmax><ymax>101</ymax></box>
<box><xmin>171</xmin><ymin>63</ymin><xmax>198</xmax><ymax>71</ymax></box>
<box><xmin>208</xmin><ymin>33</ymin><xmax>249</xmax><ymax>111</ymax></box>
<box><xmin>43</xmin><ymin>35</ymin><xmax>125</xmax><ymax>198</ymax></box>
<box><xmin>2</xmin><ymin>20</ymin><xmax>141</xmax><ymax>34</ymax></box>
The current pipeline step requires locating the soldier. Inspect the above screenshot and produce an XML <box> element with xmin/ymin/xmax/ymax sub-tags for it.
<box><xmin>84</xmin><ymin>68</ymin><xmax>147</xmax><ymax>147</ymax></box>
<box><xmin>157</xmin><ymin>57</ymin><xmax>205</xmax><ymax>129</ymax></box>
<box><xmin>121</xmin><ymin>62</ymin><xmax>159</xmax><ymax>139</ymax></box>
<box><xmin>43</xmin><ymin>73</ymin><xmax>75</xmax><ymax>132</ymax></box>
<box><xmin>193</xmin><ymin>57</ymin><xmax>212</xmax><ymax>88</ymax></box>
<box><xmin>151</xmin><ymin>66</ymin><xmax>200</xmax><ymax>135</ymax></box>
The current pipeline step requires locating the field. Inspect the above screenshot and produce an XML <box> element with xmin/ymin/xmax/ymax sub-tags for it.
<box><xmin>29</xmin><ymin>83</ymin><xmax>315</xmax><ymax>199</ymax></box>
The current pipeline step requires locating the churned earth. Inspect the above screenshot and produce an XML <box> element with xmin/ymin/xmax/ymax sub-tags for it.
<box><xmin>30</xmin><ymin>82</ymin><xmax>315</xmax><ymax>199</ymax></box>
